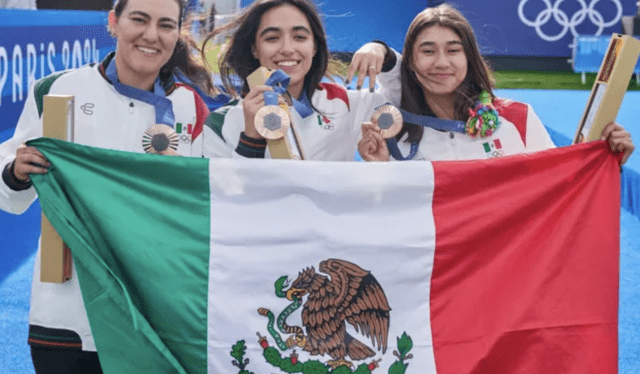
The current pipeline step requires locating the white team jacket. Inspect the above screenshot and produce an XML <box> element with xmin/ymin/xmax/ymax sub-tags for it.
<box><xmin>203</xmin><ymin>82</ymin><xmax>388</xmax><ymax>161</ymax></box>
<box><xmin>0</xmin><ymin>57</ymin><xmax>209</xmax><ymax>351</ymax></box>
<box><xmin>391</xmin><ymin>100</ymin><xmax>557</xmax><ymax>161</ymax></box>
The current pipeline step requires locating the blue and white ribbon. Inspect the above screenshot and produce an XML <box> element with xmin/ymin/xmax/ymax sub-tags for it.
<box><xmin>105</xmin><ymin>59</ymin><xmax>175</xmax><ymax>127</ymax></box>
<box><xmin>385</xmin><ymin>109</ymin><xmax>466</xmax><ymax>161</ymax></box>
<box><xmin>263</xmin><ymin>70</ymin><xmax>313</xmax><ymax>119</ymax></box>
<box><xmin>398</xmin><ymin>109</ymin><xmax>465</xmax><ymax>133</ymax></box>
<box><xmin>173</xmin><ymin>69</ymin><xmax>230</xmax><ymax>111</ymax></box>
<box><xmin>263</xmin><ymin>91</ymin><xmax>280</xmax><ymax>107</ymax></box>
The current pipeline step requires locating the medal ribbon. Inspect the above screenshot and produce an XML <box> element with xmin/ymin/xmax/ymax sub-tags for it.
<box><xmin>399</xmin><ymin>109</ymin><xmax>466</xmax><ymax>133</ymax></box>
<box><xmin>382</xmin><ymin>90</ymin><xmax>498</xmax><ymax>160</ymax></box>
<box><xmin>263</xmin><ymin>91</ymin><xmax>280</xmax><ymax>106</ymax></box>
<box><xmin>386</xmin><ymin>138</ymin><xmax>419</xmax><ymax>161</ymax></box>
<box><xmin>173</xmin><ymin>69</ymin><xmax>230</xmax><ymax>111</ymax></box>
<box><xmin>263</xmin><ymin>69</ymin><xmax>313</xmax><ymax>119</ymax></box>
<box><xmin>383</xmin><ymin>108</ymin><xmax>465</xmax><ymax>161</ymax></box>
<box><xmin>262</xmin><ymin>90</ymin><xmax>304</xmax><ymax>159</ymax></box>
<box><xmin>105</xmin><ymin>59</ymin><xmax>175</xmax><ymax>127</ymax></box>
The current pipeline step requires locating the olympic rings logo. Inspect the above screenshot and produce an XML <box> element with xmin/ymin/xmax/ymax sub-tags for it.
<box><xmin>518</xmin><ymin>0</ymin><xmax>622</xmax><ymax>42</ymax></box>
<box><xmin>486</xmin><ymin>149</ymin><xmax>504</xmax><ymax>158</ymax></box>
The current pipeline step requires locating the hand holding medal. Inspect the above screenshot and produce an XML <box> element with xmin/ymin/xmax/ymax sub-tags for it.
<box><xmin>359</xmin><ymin>121</ymin><xmax>391</xmax><ymax>162</ymax></box>
<box><xmin>246</xmin><ymin>67</ymin><xmax>302</xmax><ymax>159</ymax></box>
<box><xmin>254</xmin><ymin>91</ymin><xmax>290</xmax><ymax>140</ymax></box>
<box><xmin>360</xmin><ymin>92</ymin><xmax>500</xmax><ymax>161</ymax></box>
<box><xmin>358</xmin><ymin>105</ymin><xmax>402</xmax><ymax>162</ymax></box>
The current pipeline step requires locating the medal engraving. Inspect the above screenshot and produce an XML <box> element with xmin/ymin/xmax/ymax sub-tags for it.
<box><xmin>142</xmin><ymin>124</ymin><xmax>179</xmax><ymax>155</ymax></box>
<box><xmin>372</xmin><ymin>105</ymin><xmax>403</xmax><ymax>138</ymax></box>
<box><xmin>254</xmin><ymin>105</ymin><xmax>290</xmax><ymax>140</ymax></box>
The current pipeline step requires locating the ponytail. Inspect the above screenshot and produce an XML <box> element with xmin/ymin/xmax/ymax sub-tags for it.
<box><xmin>162</xmin><ymin>35</ymin><xmax>215</xmax><ymax>94</ymax></box>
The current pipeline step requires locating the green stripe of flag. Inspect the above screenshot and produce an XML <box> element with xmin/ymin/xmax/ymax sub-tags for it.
<box><xmin>29</xmin><ymin>138</ymin><xmax>211</xmax><ymax>374</ymax></box>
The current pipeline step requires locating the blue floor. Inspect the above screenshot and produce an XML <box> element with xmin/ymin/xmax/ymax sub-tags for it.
<box><xmin>1</xmin><ymin>90</ymin><xmax>639</xmax><ymax>373</ymax></box>
<box><xmin>494</xmin><ymin>89</ymin><xmax>640</xmax><ymax>171</ymax></box>
<box><xmin>0</xmin><ymin>255</ymin><xmax>32</xmax><ymax>374</ymax></box>
<box><xmin>620</xmin><ymin>210</ymin><xmax>640</xmax><ymax>373</ymax></box>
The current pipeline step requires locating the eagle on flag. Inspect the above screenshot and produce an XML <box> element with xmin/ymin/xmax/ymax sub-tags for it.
<box><xmin>285</xmin><ymin>259</ymin><xmax>392</xmax><ymax>369</ymax></box>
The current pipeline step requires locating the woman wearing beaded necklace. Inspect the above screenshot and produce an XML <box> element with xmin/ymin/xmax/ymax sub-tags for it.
<box><xmin>350</xmin><ymin>4</ymin><xmax>634</xmax><ymax>163</ymax></box>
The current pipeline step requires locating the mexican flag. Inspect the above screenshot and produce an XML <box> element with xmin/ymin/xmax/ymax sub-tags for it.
<box><xmin>29</xmin><ymin>138</ymin><xmax>620</xmax><ymax>374</ymax></box>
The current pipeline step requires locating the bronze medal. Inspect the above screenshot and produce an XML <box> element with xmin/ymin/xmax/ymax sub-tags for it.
<box><xmin>142</xmin><ymin>124</ymin><xmax>179</xmax><ymax>155</ymax></box>
<box><xmin>254</xmin><ymin>105</ymin><xmax>290</xmax><ymax>140</ymax></box>
<box><xmin>371</xmin><ymin>104</ymin><xmax>403</xmax><ymax>139</ymax></box>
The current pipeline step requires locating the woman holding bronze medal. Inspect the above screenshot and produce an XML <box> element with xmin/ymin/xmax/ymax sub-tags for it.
<box><xmin>201</xmin><ymin>0</ymin><xmax>387</xmax><ymax>160</ymax></box>
<box><xmin>0</xmin><ymin>0</ymin><xmax>214</xmax><ymax>372</ymax></box>
<box><xmin>350</xmin><ymin>4</ymin><xmax>634</xmax><ymax>163</ymax></box>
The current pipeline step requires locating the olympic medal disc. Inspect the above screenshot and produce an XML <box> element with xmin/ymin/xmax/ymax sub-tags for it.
<box><xmin>372</xmin><ymin>104</ymin><xmax>403</xmax><ymax>138</ymax></box>
<box><xmin>254</xmin><ymin>105</ymin><xmax>290</xmax><ymax>140</ymax></box>
<box><xmin>142</xmin><ymin>124</ymin><xmax>179</xmax><ymax>155</ymax></box>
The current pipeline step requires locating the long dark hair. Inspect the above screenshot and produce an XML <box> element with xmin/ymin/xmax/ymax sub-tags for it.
<box><xmin>399</xmin><ymin>4</ymin><xmax>494</xmax><ymax>143</ymax></box>
<box><xmin>113</xmin><ymin>0</ymin><xmax>214</xmax><ymax>93</ymax></box>
<box><xmin>201</xmin><ymin>0</ymin><xmax>329</xmax><ymax>100</ymax></box>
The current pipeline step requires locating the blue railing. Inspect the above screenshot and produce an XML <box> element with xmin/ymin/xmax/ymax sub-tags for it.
<box><xmin>571</xmin><ymin>34</ymin><xmax>640</xmax><ymax>84</ymax></box>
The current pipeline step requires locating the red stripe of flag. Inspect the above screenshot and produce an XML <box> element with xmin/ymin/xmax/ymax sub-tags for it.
<box><xmin>430</xmin><ymin>142</ymin><xmax>619</xmax><ymax>373</ymax></box>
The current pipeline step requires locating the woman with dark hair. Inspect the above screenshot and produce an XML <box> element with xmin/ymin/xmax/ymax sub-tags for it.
<box><xmin>350</xmin><ymin>4</ymin><xmax>634</xmax><ymax>163</ymax></box>
<box><xmin>0</xmin><ymin>0</ymin><xmax>213</xmax><ymax>372</ymax></box>
<box><xmin>200</xmin><ymin>0</ymin><xmax>386</xmax><ymax>160</ymax></box>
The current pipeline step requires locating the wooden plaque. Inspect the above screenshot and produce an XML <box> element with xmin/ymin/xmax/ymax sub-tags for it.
<box><xmin>573</xmin><ymin>34</ymin><xmax>640</xmax><ymax>144</ymax></box>
<box><xmin>40</xmin><ymin>95</ymin><xmax>74</xmax><ymax>283</ymax></box>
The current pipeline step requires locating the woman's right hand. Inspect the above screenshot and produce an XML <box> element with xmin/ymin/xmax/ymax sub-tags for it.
<box><xmin>358</xmin><ymin>122</ymin><xmax>390</xmax><ymax>162</ymax></box>
<box><xmin>13</xmin><ymin>146</ymin><xmax>50</xmax><ymax>181</ymax></box>
<box><xmin>242</xmin><ymin>85</ymin><xmax>274</xmax><ymax>139</ymax></box>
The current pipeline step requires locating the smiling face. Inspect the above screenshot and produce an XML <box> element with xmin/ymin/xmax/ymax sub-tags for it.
<box><xmin>252</xmin><ymin>4</ymin><xmax>316</xmax><ymax>99</ymax></box>
<box><xmin>110</xmin><ymin>0</ymin><xmax>181</xmax><ymax>90</ymax></box>
<box><xmin>411</xmin><ymin>25</ymin><xmax>468</xmax><ymax>101</ymax></box>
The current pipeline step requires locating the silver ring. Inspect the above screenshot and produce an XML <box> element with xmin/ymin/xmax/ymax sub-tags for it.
<box><xmin>368</xmin><ymin>66</ymin><xmax>376</xmax><ymax>70</ymax></box>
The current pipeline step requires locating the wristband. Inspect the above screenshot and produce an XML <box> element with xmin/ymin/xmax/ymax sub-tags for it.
<box><xmin>3</xmin><ymin>161</ymin><xmax>33</xmax><ymax>191</ymax></box>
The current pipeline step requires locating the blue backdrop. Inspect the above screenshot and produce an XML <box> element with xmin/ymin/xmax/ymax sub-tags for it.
<box><xmin>239</xmin><ymin>0</ymin><xmax>636</xmax><ymax>56</ymax></box>
<box><xmin>0</xmin><ymin>9</ymin><xmax>116</xmax><ymax>135</ymax></box>
<box><xmin>240</xmin><ymin>0</ymin><xmax>429</xmax><ymax>52</ymax></box>
<box><xmin>466</xmin><ymin>0</ymin><xmax>636</xmax><ymax>57</ymax></box>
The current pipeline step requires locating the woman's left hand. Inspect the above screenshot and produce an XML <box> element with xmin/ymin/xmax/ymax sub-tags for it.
<box><xmin>346</xmin><ymin>42</ymin><xmax>387</xmax><ymax>92</ymax></box>
<box><xmin>601</xmin><ymin>122</ymin><xmax>634</xmax><ymax>166</ymax></box>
